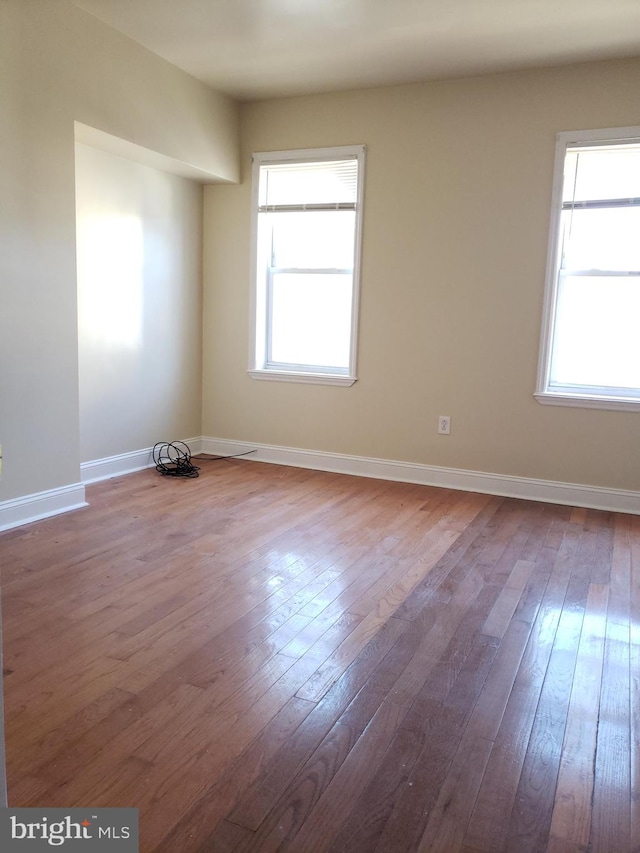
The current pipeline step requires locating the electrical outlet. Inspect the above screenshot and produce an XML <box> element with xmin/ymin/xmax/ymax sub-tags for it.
<box><xmin>438</xmin><ymin>416</ymin><xmax>451</xmax><ymax>435</ymax></box>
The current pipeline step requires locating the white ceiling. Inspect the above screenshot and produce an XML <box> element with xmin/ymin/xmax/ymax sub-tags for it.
<box><xmin>74</xmin><ymin>0</ymin><xmax>640</xmax><ymax>101</ymax></box>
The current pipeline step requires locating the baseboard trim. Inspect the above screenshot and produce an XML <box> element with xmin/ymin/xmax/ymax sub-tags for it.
<box><xmin>6</xmin><ymin>438</ymin><xmax>634</xmax><ymax>533</ymax></box>
<box><xmin>81</xmin><ymin>447</ymin><xmax>154</xmax><ymax>484</ymax></box>
<box><xmin>201</xmin><ymin>436</ymin><xmax>640</xmax><ymax>516</ymax></box>
<box><xmin>0</xmin><ymin>482</ymin><xmax>87</xmax><ymax>533</ymax></box>
<box><xmin>81</xmin><ymin>437</ymin><xmax>203</xmax><ymax>484</ymax></box>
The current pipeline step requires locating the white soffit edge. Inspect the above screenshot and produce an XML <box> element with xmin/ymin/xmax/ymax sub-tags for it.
<box><xmin>74</xmin><ymin>122</ymin><xmax>228</xmax><ymax>183</ymax></box>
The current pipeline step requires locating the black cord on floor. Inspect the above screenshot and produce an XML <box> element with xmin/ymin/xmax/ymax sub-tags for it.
<box><xmin>192</xmin><ymin>451</ymin><xmax>256</xmax><ymax>462</ymax></box>
<box><xmin>153</xmin><ymin>442</ymin><xmax>255</xmax><ymax>478</ymax></box>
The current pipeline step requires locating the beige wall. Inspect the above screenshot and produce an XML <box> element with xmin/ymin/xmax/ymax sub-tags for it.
<box><xmin>0</xmin><ymin>0</ymin><xmax>238</xmax><ymax>503</ymax></box>
<box><xmin>1</xmin><ymin>0</ymin><xmax>638</xmax><ymax>503</ymax></box>
<box><xmin>203</xmin><ymin>58</ymin><xmax>640</xmax><ymax>491</ymax></box>
<box><xmin>75</xmin><ymin>143</ymin><xmax>203</xmax><ymax>462</ymax></box>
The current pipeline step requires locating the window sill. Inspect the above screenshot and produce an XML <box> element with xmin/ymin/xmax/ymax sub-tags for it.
<box><xmin>248</xmin><ymin>369</ymin><xmax>356</xmax><ymax>387</ymax></box>
<box><xmin>534</xmin><ymin>391</ymin><xmax>640</xmax><ymax>412</ymax></box>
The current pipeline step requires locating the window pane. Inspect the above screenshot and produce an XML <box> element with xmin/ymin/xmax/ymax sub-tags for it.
<box><xmin>269</xmin><ymin>210</ymin><xmax>356</xmax><ymax>270</ymax></box>
<box><xmin>270</xmin><ymin>273</ymin><xmax>352</xmax><ymax>368</ymax></box>
<box><xmin>561</xmin><ymin>207</ymin><xmax>640</xmax><ymax>271</ymax></box>
<box><xmin>564</xmin><ymin>145</ymin><xmax>640</xmax><ymax>203</ymax></box>
<box><xmin>550</xmin><ymin>275</ymin><xmax>640</xmax><ymax>389</ymax></box>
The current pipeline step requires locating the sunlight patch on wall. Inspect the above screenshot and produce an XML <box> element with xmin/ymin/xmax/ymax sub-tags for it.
<box><xmin>76</xmin><ymin>215</ymin><xmax>144</xmax><ymax>350</ymax></box>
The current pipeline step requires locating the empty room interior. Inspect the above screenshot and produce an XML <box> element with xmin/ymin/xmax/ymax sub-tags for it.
<box><xmin>1</xmin><ymin>1</ymin><xmax>639</xmax><ymax>850</ymax></box>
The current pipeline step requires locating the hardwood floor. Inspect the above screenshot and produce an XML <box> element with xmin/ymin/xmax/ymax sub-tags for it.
<box><xmin>1</xmin><ymin>460</ymin><xmax>638</xmax><ymax>852</ymax></box>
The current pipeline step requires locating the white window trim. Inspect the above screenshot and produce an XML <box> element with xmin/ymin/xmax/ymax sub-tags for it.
<box><xmin>535</xmin><ymin>125</ymin><xmax>640</xmax><ymax>412</ymax></box>
<box><xmin>248</xmin><ymin>145</ymin><xmax>365</xmax><ymax>386</ymax></box>
<box><xmin>247</xmin><ymin>368</ymin><xmax>356</xmax><ymax>387</ymax></box>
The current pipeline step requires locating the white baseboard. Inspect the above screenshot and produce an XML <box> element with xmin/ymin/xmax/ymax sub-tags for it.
<box><xmin>81</xmin><ymin>447</ymin><xmax>154</xmax><ymax>484</ymax></box>
<box><xmin>0</xmin><ymin>482</ymin><xmax>87</xmax><ymax>533</ymax></box>
<box><xmin>201</xmin><ymin>436</ymin><xmax>640</xmax><ymax>516</ymax></box>
<box><xmin>81</xmin><ymin>437</ymin><xmax>203</xmax><ymax>485</ymax></box>
<box><xmin>4</xmin><ymin>438</ymin><xmax>635</xmax><ymax>534</ymax></box>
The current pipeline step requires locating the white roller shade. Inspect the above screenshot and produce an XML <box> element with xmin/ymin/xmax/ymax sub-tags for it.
<box><xmin>258</xmin><ymin>157</ymin><xmax>359</xmax><ymax>210</ymax></box>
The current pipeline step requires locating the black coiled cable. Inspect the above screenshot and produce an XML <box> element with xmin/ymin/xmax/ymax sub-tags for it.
<box><xmin>153</xmin><ymin>441</ymin><xmax>256</xmax><ymax>478</ymax></box>
<box><xmin>153</xmin><ymin>441</ymin><xmax>200</xmax><ymax>478</ymax></box>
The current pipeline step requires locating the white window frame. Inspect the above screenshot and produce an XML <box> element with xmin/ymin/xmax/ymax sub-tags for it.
<box><xmin>536</xmin><ymin>126</ymin><xmax>640</xmax><ymax>411</ymax></box>
<box><xmin>248</xmin><ymin>145</ymin><xmax>365</xmax><ymax>387</ymax></box>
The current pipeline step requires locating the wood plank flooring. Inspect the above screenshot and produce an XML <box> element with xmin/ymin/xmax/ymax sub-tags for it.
<box><xmin>1</xmin><ymin>460</ymin><xmax>638</xmax><ymax>852</ymax></box>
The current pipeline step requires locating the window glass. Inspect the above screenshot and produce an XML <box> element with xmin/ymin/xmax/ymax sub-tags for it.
<box><xmin>270</xmin><ymin>273</ymin><xmax>353</xmax><ymax>368</ymax></box>
<box><xmin>269</xmin><ymin>211</ymin><xmax>356</xmax><ymax>270</ymax></box>
<box><xmin>560</xmin><ymin>207</ymin><xmax>640</xmax><ymax>272</ymax></box>
<box><xmin>550</xmin><ymin>275</ymin><xmax>640</xmax><ymax>390</ymax></box>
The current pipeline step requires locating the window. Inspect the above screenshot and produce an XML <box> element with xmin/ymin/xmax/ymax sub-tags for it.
<box><xmin>536</xmin><ymin>127</ymin><xmax>640</xmax><ymax>410</ymax></box>
<box><xmin>249</xmin><ymin>145</ymin><xmax>365</xmax><ymax>386</ymax></box>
